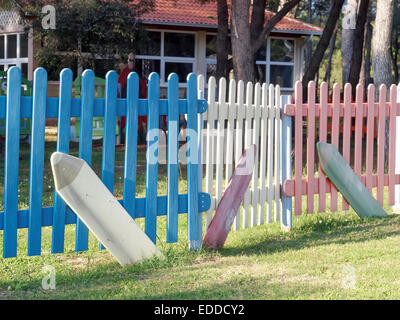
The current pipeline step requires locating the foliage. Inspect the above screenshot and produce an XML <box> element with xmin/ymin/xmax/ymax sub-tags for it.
<box><xmin>21</xmin><ymin>0</ymin><xmax>154</xmax><ymax>79</ymax></box>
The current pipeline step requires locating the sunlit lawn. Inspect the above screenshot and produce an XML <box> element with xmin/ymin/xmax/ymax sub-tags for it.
<box><xmin>0</xmin><ymin>127</ymin><xmax>400</xmax><ymax>299</ymax></box>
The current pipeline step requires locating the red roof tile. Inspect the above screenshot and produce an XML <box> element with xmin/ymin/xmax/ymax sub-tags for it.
<box><xmin>141</xmin><ymin>0</ymin><xmax>323</xmax><ymax>35</ymax></box>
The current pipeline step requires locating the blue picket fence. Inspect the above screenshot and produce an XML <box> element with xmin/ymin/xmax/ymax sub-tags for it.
<box><xmin>0</xmin><ymin>66</ymin><xmax>211</xmax><ymax>258</ymax></box>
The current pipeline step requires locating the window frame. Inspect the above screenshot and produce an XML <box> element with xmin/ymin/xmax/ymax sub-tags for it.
<box><xmin>204</xmin><ymin>33</ymin><xmax>218</xmax><ymax>83</ymax></box>
<box><xmin>204</xmin><ymin>34</ymin><xmax>296</xmax><ymax>90</ymax></box>
<box><xmin>265</xmin><ymin>37</ymin><xmax>296</xmax><ymax>91</ymax></box>
<box><xmin>135</xmin><ymin>29</ymin><xmax>197</xmax><ymax>87</ymax></box>
<box><xmin>0</xmin><ymin>32</ymin><xmax>29</xmax><ymax>76</ymax></box>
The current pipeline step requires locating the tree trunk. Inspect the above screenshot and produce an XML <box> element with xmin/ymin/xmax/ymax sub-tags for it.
<box><xmin>391</xmin><ymin>27</ymin><xmax>399</xmax><ymax>83</ymax></box>
<box><xmin>341</xmin><ymin>0</ymin><xmax>358</xmax><ymax>85</ymax></box>
<box><xmin>278</xmin><ymin>0</ymin><xmax>299</xmax><ymax>18</ymax></box>
<box><xmin>230</xmin><ymin>0</ymin><xmax>301</xmax><ymax>83</ymax></box>
<box><xmin>302</xmin><ymin>0</ymin><xmax>345</xmax><ymax>100</ymax></box>
<box><xmin>230</xmin><ymin>0</ymin><xmax>254</xmax><ymax>83</ymax></box>
<box><xmin>372</xmin><ymin>0</ymin><xmax>395</xmax><ymax>91</ymax></box>
<box><xmin>304</xmin><ymin>0</ymin><xmax>313</xmax><ymax>72</ymax></box>
<box><xmin>216</xmin><ymin>0</ymin><xmax>230</xmax><ymax>80</ymax></box>
<box><xmin>359</xmin><ymin>11</ymin><xmax>372</xmax><ymax>96</ymax></box>
<box><xmin>324</xmin><ymin>26</ymin><xmax>338</xmax><ymax>86</ymax></box>
<box><xmin>348</xmin><ymin>0</ymin><xmax>370</xmax><ymax>98</ymax></box>
<box><xmin>373</xmin><ymin>0</ymin><xmax>395</xmax><ymax>154</ymax></box>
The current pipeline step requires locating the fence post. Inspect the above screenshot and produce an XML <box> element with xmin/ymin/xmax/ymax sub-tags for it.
<box><xmin>394</xmin><ymin>84</ymin><xmax>400</xmax><ymax>213</ymax></box>
<box><xmin>280</xmin><ymin>94</ymin><xmax>292</xmax><ymax>231</ymax></box>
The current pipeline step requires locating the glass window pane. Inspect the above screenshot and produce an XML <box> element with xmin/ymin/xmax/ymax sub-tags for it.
<box><xmin>270</xmin><ymin>39</ymin><xmax>294</xmax><ymax>62</ymax></box>
<box><xmin>0</xmin><ymin>36</ymin><xmax>4</xmax><ymax>59</ymax></box>
<box><xmin>7</xmin><ymin>35</ymin><xmax>17</xmax><ymax>58</ymax></box>
<box><xmin>21</xmin><ymin>63</ymin><xmax>28</xmax><ymax>78</ymax></box>
<box><xmin>0</xmin><ymin>65</ymin><xmax>4</xmax><ymax>71</ymax></box>
<box><xmin>206</xmin><ymin>34</ymin><xmax>216</xmax><ymax>59</ymax></box>
<box><xmin>164</xmin><ymin>62</ymin><xmax>193</xmax><ymax>82</ymax></box>
<box><xmin>206</xmin><ymin>63</ymin><xmax>216</xmax><ymax>81</ymax></box>
<box><xmin>255</xmin><ymin>64</ymin><xmax>266</xmax><ymax>83</ymax></box>
<box><xmin>136</xmin><ymin>59</ymin><xmax>160</xmax><ymax>80</ymax></box>
<box><xmin>20</xmin><ymin>33</ymin><xmax>28</xmax><ymax>58</ymax></box>
<box><xmin>256</xmin><ymin>43</ymin><xmax>267</xmax><ymax>61</ymax></box>
<box><xmin>137</xmin><ymin>32</ymin><xmax>161</xmax><ymax>56</ymax></box>
<box><xmin>270</xmin><ymin>65</ymin><xmax>293</xmax><ymax>88</ymax></box>
<box><xmin>164</xmin><ymin>33</ymin><xmax>194</xmax><ymax>57</ymax></box>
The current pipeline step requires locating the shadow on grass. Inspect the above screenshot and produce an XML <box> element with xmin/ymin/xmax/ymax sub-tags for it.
<box><xmin>219</xmin><ymin>215</ymin><xmax>400</xmax><ymax>257</ymax></box>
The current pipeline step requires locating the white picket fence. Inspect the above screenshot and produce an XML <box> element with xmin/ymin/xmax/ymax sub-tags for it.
<box><xmin>198</xmin><ymin>76</ymin><xmax>285</xmax><ymax>231</ymax></box>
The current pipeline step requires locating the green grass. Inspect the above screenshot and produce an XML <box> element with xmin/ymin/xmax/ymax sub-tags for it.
<box><xmin>1</xmin><ymin>210</ymin><xmax>400</xmax><ymax>299</ymax></box>
<box><xmin>1</xmin><ymin>129</ymin><xmax>400</xmax><ymax>299</ymax></box>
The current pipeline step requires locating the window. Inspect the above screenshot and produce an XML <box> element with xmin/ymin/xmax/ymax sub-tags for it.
<box><xmin>205</xmin><ymin>34</ymin><xmax>217</xmax><ymax>82</ymax></box>
<box><xmin>264</xmin><ymin>38</ymin><xmax>295</xmax><ymax>90</ymax></box>
<box><xmin>204</xmin><ymin>33</ymin><xmax>234</xmax><ymax>82</ymax></box>
<box><xmin>136</xmin><ymin>30</ymin><xmax>196</xmax><ymax>85</ymax></box>
<box><xmin>205</xmin><ymin>36</ymin><xmax>295</xmax><ymax>90</ymax></box>
<box><xmin>0</xmin><ymin>33</ymin><xmax>29</xmax><ymax>79</ymax></box>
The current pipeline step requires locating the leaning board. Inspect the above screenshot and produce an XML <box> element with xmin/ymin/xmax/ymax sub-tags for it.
<box><xmin>50</xmin><ymin>152</ymin><xmax>163</xmax><ymax>266</ymax></box>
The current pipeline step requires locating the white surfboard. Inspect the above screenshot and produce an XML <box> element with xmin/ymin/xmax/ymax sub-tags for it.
<box><xmin>50</xmin><ymin>152</ymin><xmax>163</xmax><ymax>266</ymax></box>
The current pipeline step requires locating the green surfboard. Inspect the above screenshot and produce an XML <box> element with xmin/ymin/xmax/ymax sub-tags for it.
<box><xmin>316</xmin><ymin>142</ymin><xmax>387</xmax><ymax>218</ymax></box>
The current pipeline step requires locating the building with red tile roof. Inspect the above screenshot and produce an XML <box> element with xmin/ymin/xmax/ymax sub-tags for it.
<box><xmin>0</xmin><ymin>0</ymin><xmax>323</xmax><ymax>95</ymax></box>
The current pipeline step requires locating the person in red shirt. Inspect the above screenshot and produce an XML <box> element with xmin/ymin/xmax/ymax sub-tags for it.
<box><xmin>118</xmin><ymin>52</ymin><xmax>148</xmax><ymax>144</ymax></box>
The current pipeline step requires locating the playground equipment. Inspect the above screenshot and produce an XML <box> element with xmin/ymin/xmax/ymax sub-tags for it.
<box><xmin>0</xmin><ymin>70</ymin><xmax>32</xmax><ymax>140</ymax></box>
<box><xmin>51</xmin><ymin>152</ymin><xmax>163</xmax><ymax>265</ymax></box>
<box><xmin>203</xmin><ymin>144</ymin><xmax>256</xmax><ymax>249</ymax></box>
<box><xmin>71</xmin><ymin>75</ymin><xmax>119</xmax><ymax>142</ymax></box>
<box><xmin>317</xmin><ymin>142</ymin><xmax>387</xmax><ymax>218</ymax></box>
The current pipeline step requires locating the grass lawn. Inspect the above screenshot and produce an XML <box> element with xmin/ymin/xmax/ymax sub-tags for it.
<box><xmin>1</xmin><ymin>128</ymin><xmax>400</xmax><ymax>299</ymax></box>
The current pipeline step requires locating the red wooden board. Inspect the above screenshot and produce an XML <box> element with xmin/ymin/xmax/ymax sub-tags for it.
<box><xmin>203</xmin><ymin>144</ymin><xmax>256</xmax><ymax>249</ymax></box>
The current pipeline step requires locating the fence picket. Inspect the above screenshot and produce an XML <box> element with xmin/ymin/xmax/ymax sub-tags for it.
<box><xmin>388</xmin><ymin>85</ymin><xmax>397</xmax><ymax>205</ymax></box>
<box><xmin>267</xmin><ymin>84</ymin><xmax>275</xmax><ymax>222</ymax></box>
<box><xmin>215</xmin><ymin>78</ymin><xmax>226</xmax><ymax>207</ymax></box>
<box><xmin>376</xmin><ymin>85</ymin><xmax>387</xmax><ymax>206</ymax></box>
<box><xmin>145</xmin><ymin>72</ymin><xmax>160</xmax><ymax>244</ymax></box>
<box><xmin>330</xmin><ymin>83</ymin><xmax>340</xmax><ymax>212</ymax></box>
<box><xmin>225</xmin><ymin>80</ymin><xmax>236</xmax><ymax>194</ymax></box>
<box><xmin>365</xmin><ymin>84</ymin><xmax>375</xmax><ymax>192</ymax></box>
<box><xmin>3</xmin><ymin>67</ymin><xmax>21</xmax><ymax>258</ymax></box>
<box><xmin>274</xmin><ymin>85</ymin><xmax>281</xmax><ymax>221</ymax></box>
<box><xmin>123</xmin><ymin>72</ymin><xmax>139</xmax><ymax>219</ymax></box>
<box><xmin>294</xmin><ymin>81</ymin><xmax>303</xmax><ymax>215</ymax></box>
<box><xmin>234</xmin><ymin>80</ymin><xmax>245</xmax><ymax>230</ymax></box>
<box><xmin>251</xmin><ymin>83</ymin><xmax>261</xmax><ymax>226</ymax></box>
<box><xmin>51</xmin><ymin>68</ymin><xmax>73</xmax><ymax>254</ymax></box>
<box><xmin>258</xmin><ymin>84</ymin><xmax>268</xmax><ymax>225</ymax></box>
<box><xmin>243</xmin><ymin>82</ymin><xmax>253</xmax><ymax>228</ymax></box>
<box><xmin>27</xmin><ymin>68</ymin><xmax>47</xmax><ymax>256</ymax></box>
<box><xmin>75</xmin><ymin>69</ymin><xmax>95</xmax><ymax>252</ymax></box>
<box><xmin>205</xmin><ymin>77</ymin><xmax>216</xmax><ymax>229</ymax></box>
<box><xmin>186</xmin><ymin>73</ymin><xmax>200</xmax><ymax>245</ymax></box>
<box><xmin>306</xmin><ymin>81</ymin><xmax>316</xmax><ymax>214</ymax></box>
<box><xmin>318</xmin><ymin>82</ymin><xmax>328</xmax><ymax>212</ymax></box>
<box><xmin>167</xmin><ymin>73</ymin><xmax>179</xmax><ymax>243</ymax></box>
<box><xmin>342</xmin><ymin>84</ymin><xmax>352</xmax><ymax>211</ymax></box>
<box><xmin>354</xmin><ymin>84</ymin><xmax>363</xmax><ymax>180</ymax></box>
<box><xmin>98</xmin><ymin>71</ymin><xmax>118</xmax><ymax>250</ymax></box>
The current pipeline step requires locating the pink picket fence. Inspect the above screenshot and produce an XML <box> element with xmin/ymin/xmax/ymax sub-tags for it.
<box><xmin>282</xmin><ymin>81</ymin><xmax>400</xmax><ymax>216</ymax></box>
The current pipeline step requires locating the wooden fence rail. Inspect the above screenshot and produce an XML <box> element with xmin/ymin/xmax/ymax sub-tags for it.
<box><xmin>201</xmin><ymin>77</ymin><xmax>288</xmax><ymax>230</ymax></box>
<box><xmin>283</xmin><ymin>81</ymin><xmax>400</xmax><ymax>216</ymax></box>
<box><xmin>0</xmin><ymin>66</ymin><xmax>210</xmax><ymax>258</ymax></box>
